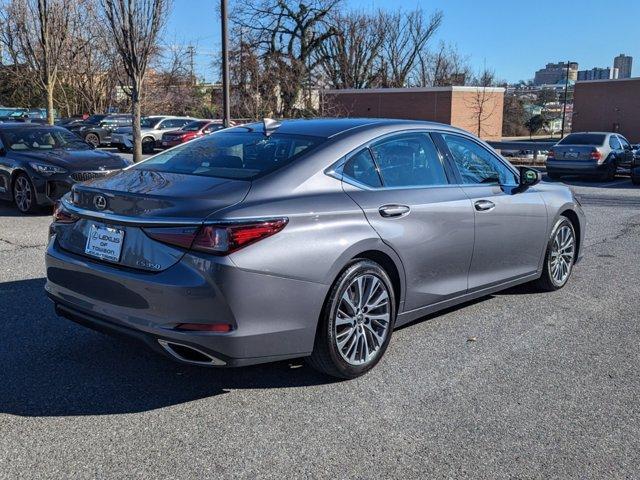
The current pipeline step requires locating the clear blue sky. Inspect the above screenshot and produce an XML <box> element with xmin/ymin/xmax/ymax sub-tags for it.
<box><xmin>165</xmin><ymin>0</ymin><xmax>640</xmax><ymax>83</ymax></box>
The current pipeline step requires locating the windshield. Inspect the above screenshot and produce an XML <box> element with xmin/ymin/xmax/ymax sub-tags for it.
<box><xmin>182</xmin><ymin>121</ymin><xmax>210</xmax><ymax>132</ymax></box>
<box><xmin>1</xmin><ymin>128</ymin><xmax>92</xmax><ymax>151</ymax></box>
<box><xmin>141</xmin><ymin>117</ymin><xmax>162</xmax><ymax>128</ymax></box>
<box><xmin>133</xmin><ymin>131</ymin><xmax>323</xmax><ymax>180</ymax></box>
<box><xmin>0</xmin><ymin>108</ymin><xmax>17</xmax><ymax>116</ymax></box>
<box><xmin>559</xmin><ymin>133</ymin><xmax>606</xmax><ymax>146</ymax></box>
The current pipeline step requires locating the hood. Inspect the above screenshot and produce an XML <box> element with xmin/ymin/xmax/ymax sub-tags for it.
<box><xmin>12</xmin><ymin>149</ymin><xmax>128</xmax><ymax>170</ymax></box>
<box><xmin>70</xmin><ymin>169</ymin><xmax>251</xmax><ymax>220</ymax></box>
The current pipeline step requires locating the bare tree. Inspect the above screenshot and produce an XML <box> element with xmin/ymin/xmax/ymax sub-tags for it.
<box><xmin>379</xmin><ymin>8</ymin><xmax>443</xmax><ymax>88</ymax></box>
<box><xmin>100</xmin><ymin>0</ymin><xmax>168</xmax><ymax>162</ymax></box>
<box><xmin>316</xmin><ymin>10</ymin><xmax>386</xmax><ymax>89</ymax></box>
<box><xmin>233</xmin><ymin>0</ymin><xmax>340</xmax><ymax>116</ymax></box>
<box><xmin>466</xmin><ymin>68</ymin><xmax>499</xmax><ymax>138</ymax></box>
<box><xmin>413</xmin><ymin>41</ymin><xmax>470</xmax><ymax>87</ymax></box>
<box><xmin>2</xmin><ymin>0</ymin><xmax>76</xmax><ymax>124</ymax></box>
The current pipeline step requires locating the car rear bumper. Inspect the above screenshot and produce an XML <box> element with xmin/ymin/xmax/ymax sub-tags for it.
<box><xmin>45</xmin><ymin>236</ymin><xmax>327</xmax><ymax>366</ymax></box>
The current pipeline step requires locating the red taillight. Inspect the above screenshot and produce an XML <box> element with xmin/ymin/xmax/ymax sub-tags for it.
<box><xmin>142</xmin><ymin>226</ymin><xmax>199</xmax><ymax>248</ymax></box>
<box><xmin>143</xmin><ymin>218</ymin><xmax>288</xmax><ymax>255</ymax></box>
<box><xmin>192</xmin><ymin>218</ymin><xmax>288</xmax><ymax>254</ymax></box>
<box><xmin>52</xmin><ymin>202</ymin><xmax>78</xmax><ymax>223</ymax></box>
<box><xmin>175</xmin><ymin>323</ymin><xmax>232</xmax><ymax>332</ymax></box>
<box><xmin>547</xmin><ymin>149</ymin><xmax>555</xmax><ymax>159</ymax></box>
<box><xmin>590</xmin><ymin>149</ymin><xmax>602</xmax><ymax>161</ymax></box>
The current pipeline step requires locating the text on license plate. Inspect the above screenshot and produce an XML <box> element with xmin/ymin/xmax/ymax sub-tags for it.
<box><xmin>85</xmin><ymin>224</ymin><xmax>124</xmax><ymax>262</ymax></box>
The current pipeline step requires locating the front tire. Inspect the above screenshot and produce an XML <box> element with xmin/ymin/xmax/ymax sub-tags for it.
<box><xmin>307</xmin><ymin>259</ymin><xmax>396</xmax><ymax>379</ymax></box>
<box><xmin>534</xmin><ymin>217</ymin><xmax>576</xmax><ymax>291</ymax></box>
<box><xmin>84</xmin><ymin>132</ymin><xmax>100</xmax><ymax>148</ymax></box>
<box><xmin>12</xmin><ymin>173</ymin><xmax>38</xmax><ymax>214</ymax></box>
<box><xmin>632</xmin><ymin>174</ymin><xmax>640</xmax><ymax>186</ymax></box>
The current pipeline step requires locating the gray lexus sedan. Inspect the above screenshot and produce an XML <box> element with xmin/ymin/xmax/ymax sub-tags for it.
<box><xmin>45</xmin><ymin>119</ymin><xmax>585</xmax><ymax>379</ymax></box>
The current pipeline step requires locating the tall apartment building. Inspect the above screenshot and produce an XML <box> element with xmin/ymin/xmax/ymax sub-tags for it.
<box><xmin>613</xmin><ymin>54</ymin><xmax>633</xmax><ymax>79</ymax></box>
<box><xmin>577</xmin><ymin>67</ymin><xmax>619</xmax><ymax>81</ymax></box>
<box><xmin>533</xmin><ymin>62</ymin><xmax>579</xmax><ymax>85</ymax></box>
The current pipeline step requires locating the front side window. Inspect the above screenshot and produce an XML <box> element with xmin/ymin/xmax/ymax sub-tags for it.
<box><xmin>442</xmin><ymin>134</ymin><xmax>517</xmax><ymax>186</ymax></box>
<box><xmin>370</xmin><ymin>133</ymin><xmax>448</xmax><ymax>188</ymax></box>
<box><xmin>133</xmin><ymin>131</ymin><xmax>323</xmax><ymax>180</ymax></box>
<box><xmin>342</xmin><ymin>149</ymin><xmax>382</xmax><ymax>188</ymax></box>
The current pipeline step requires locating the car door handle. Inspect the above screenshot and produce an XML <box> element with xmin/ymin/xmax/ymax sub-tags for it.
<box><xmin>379</xmin><ymin>204</ymin><xmax>410</xmax><ymax>218</ymax></box>
<box><xmin>474</xmin><ymin>200</ymin><xmax>495</xmax><ymax>212</ymax></box>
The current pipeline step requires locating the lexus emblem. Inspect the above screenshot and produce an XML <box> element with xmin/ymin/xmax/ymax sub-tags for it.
<box><xmin>94</xmin><ymin>195</ymin><xmax>107</xmax><ymax>210</ymax></box>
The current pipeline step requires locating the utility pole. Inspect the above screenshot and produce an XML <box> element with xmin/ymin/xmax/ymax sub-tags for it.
<box><xmin>220</xmin><ymin>0</ymin><xmax>231</xmax><ymax>127</ymax></box>
<box><xmin>560</xmin><ymin>61</ymin><xmax>572</xmax><ymax>138</ymax></box>
<box><xmin>187</xmin><ymin>45</ymin><xmax>195</xmax><ymax>85</ymax></box>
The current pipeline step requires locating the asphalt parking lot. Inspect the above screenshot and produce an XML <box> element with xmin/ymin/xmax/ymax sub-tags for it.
<box><xmin>1</xmin><ymin>174</ymin><xmax>639</xmax><ymax>479</ymax></box>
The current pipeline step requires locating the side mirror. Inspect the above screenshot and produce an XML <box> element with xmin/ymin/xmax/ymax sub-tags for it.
<box><xmin>623</xmin><ymin>144</ymin><xmax>632</xmax><ymax>151</ymax></box>
<box><xmin>518</xmin><ymin>166</ymin><xmax>541</xmax><ymax>189</ymax></box>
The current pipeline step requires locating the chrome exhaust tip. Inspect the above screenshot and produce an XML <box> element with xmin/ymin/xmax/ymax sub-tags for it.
<box><xmin>158</xmin><ymin>339</ymin><xmax>226</xmax><ymax>366</ymax></box>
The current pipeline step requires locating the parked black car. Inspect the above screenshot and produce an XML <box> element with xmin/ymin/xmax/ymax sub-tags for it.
<box><xmin>66</xmin><ymin>114</ymin><xmax>132</xmax><ymax>147</ymax></box>
<box><xmin>0</xmin><ymin>123</ymin><xmax>130</xmax><ymax>213</ymax></box>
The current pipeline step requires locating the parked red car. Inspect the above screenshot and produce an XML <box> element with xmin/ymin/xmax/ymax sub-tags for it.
<box><xmin>160</xmin><ymin>120</ymin><xmax>226</xmax><ymax>148</ymax></box>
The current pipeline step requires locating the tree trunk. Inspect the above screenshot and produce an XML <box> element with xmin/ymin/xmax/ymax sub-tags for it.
<box><xmin>131</xmin><ymin>84</ymin><xmax>143</xmax><ymax>163</ymax></box>
<box><xmin>46</xmin><ymin>81</ymin><xmax>55</xmax><ymax>125</ymax></box>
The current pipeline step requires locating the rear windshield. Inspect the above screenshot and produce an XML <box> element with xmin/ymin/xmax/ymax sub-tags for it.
<box><xmin>182</xmin><ymin>121</ymin><xmax>210</xmax><ymax>131</ymax></box>
<box><xmin>558</xmin><ymin>133</ymin><xmax>606</xmax><ymax>146</ymax></box>
<box><xmin>133</xmin><ymin>131</ymin><xmax>323</xmax><ymax>180</ymax></box>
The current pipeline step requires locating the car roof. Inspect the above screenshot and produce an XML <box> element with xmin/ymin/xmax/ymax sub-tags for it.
<box><xmin>234</xmin><ymin>118</ymin><xmax>463</xmax><ymax>138</ymax></box>
<box><xmin>0</xmin><ymin>122</ymin><xmax>59</xmax><ymax>130</ymax></box>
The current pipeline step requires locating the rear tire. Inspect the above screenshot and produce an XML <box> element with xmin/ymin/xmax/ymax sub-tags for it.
<box><xmin>141</xmin><ymin>136</ymin><xmax>155</xmax><ymax>154</ymax></box>
<box><xmin>307</xmin><ymin>259</ymin><xmax>396</xmax><ymax>379</ymax></box>
<box><xmin>534</xmin><ymin>217</ymin><xmax>576</xmax><ymax>292</ymax></box>
<box><xmin>631</xmin><ymin>175</ymin><xmax>640</xmax><ymax>186</ymax></box>
<box><xmin>116</xmin><ymin>145</ymin><xmax>127</xmax><ymax>153</ymax></box>
<box><xmin>601</xmin><ymin>161</ymin><xmax>616</xmax><ymax>181</ymax></box>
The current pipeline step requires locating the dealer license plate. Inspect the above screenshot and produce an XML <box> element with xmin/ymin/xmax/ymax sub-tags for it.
<box><xmin>85</xmin><ymin>224</ymin><xmax>124</xmax><ymax>262</ymax></box>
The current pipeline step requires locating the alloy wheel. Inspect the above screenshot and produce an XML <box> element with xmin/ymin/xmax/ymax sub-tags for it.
<box><xmin>14</xmin><ymin>176</ymin><xmax>33</xmax><ymax>213</ymax></box>
<box><xmin>334</xmin><ymin>274</ymin><xmax>390</xmax><ymax>365</ymax></box>
<box><xmin>549</xmin><ymin>224</ymin><xmax>575</xmax><ymax>286</ymax></box>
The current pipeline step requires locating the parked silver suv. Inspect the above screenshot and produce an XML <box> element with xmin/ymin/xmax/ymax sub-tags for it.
<box><xmin>111</xmin><ymin>116</ymin><xmax>197</xmax><ymax>153</ymax></box>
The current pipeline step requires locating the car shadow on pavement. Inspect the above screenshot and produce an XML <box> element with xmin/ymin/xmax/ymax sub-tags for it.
<box><xmin>0</xmin><ymin>200</ymin><xmax>51</xmax><ymax>217</ymax></box>
<box><xmin>0</xmin><ymin>278</ymin><xmax>334</xmax><ymax>418</ymax></box>
<box><xmin>543</xmin><ymin>175</ymin><xmax>635</xmax><ymax>189</ymax></box>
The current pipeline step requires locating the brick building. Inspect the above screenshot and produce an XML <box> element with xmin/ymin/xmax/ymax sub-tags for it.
<box><xmin>571</xmin><ymin>77</ymin><xmax>640</xmax><ymax>142</ymax></box>
<box><xmin>323</xmin><ymin>86</ymin><xmax>505</xmax><ymax>140</ymax></box>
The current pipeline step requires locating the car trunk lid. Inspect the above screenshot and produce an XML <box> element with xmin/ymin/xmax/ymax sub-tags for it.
<box><xmin>55</xmin><ymin>169</ymin><xmax>250</xmax><ymax>272</ymax></box>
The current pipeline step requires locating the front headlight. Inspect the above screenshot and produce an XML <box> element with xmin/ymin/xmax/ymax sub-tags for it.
<box><xmin>29</xmin><ymin>162</ymin><xmax>67</xmax><ymax>176</ymax></box>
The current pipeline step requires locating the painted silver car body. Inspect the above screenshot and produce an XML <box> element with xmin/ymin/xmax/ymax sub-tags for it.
<box><xmin>45</xmin><ymin>119</ymin><xmax>585</xmax><ymax>367</ymax></box>
<box><xmin>111</xmin><ymin>116</ymin><xmax>196</xmax><ymax>149</ymax></box>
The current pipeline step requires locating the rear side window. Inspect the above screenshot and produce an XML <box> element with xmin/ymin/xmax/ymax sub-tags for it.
<box><xmin>609</xmin><ymin>135</ymin><xmax>621</xmax><ymax>150</ymax></box>
<box><xmin>342</xmin><ymin>149</ymin><xmax>382</xmax><ymax>188</ymax></box>
<box><xmin>134</xmin><ymin>131</ymin><xmax>323</xmax><ymax>180</ymax></box>
<box><xmin>370</xmin><ymin>133</ymin><xmax>448</xmax><ymax>187</ymax></box>
<box><xmin>559</xmin><ymin>133</ymin><xmax>606</xmax><ymax>146</ymax></box>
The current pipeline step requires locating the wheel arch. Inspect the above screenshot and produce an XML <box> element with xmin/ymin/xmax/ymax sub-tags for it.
<box><xmin>560</xmin><ymin>208</ymin><xmax>581</xmax><ymax>260</ymax></box>
<box><xmin>351</xmin><ymin>250</ymin><xmax>402</xmax><ymax>312</ymax></box>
